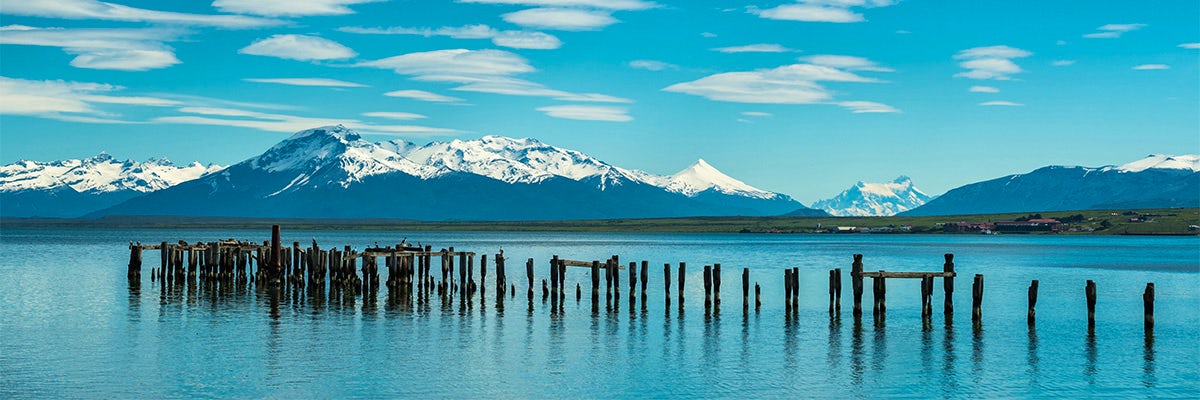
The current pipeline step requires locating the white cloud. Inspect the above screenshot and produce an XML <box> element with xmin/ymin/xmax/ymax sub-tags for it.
<box><xmin>384</xmin><ymin>89</ymin><xmax>466</xmax><ymax>103</ymax></box>
<box><xmin>969</xmin><ymin>85</ymin><xmax>999</xmax><ymax>93</ymax></box>
<box><xmin>701</xmin><ymin>32</ymin><xmax>718</xmax><ymax>38</ymax></box>
<box><xmin>155</xmin><ymin>107</ymin><xmax>457</xmax><ymax>136</ymax></box>
<box><xmin>457</xmin><ymin>0</ymin><xmax>658</xmax><ymax>11</ymax></box>
<box><xmin>1</xmin><ymin>0</ymin><xmax>280</xmax><ymax>28</ymax></box>
<box><xmin>663</xmin><ymin>63</ymin><xmax>879</xmax><ymax>104</ymax></box>
<box><xmin>239</xmin><ymin>34</ymin><xmax>357</xmax><ymax>61</ymax></box>
<box><xmin>801</xmin><ymin>54</ymin><xmax>892</xmax><ymax>71</ymax></box>
<box><xmin>502</xmin><ymin>8</ymin><xmax>618</xmax><ymax>31</ymax></box>
<box><xmin>0</xmin><ymin>76</ymin><xmax>175</xmax><ymax>121</ymax></box>
<box><xmin>1180</xmin><ymin>43</ymin><xmax>1200</xmax><ymax>49</ymax></box>
<box><xmin>980</xmin><ymin>101</ymin><xmax>1023</xmax><ymax>106</ymax></box>
<box><xmin>1083</xmin><ymin>23</ymin><xmax>1146</xmax><ymax>39</ymax></box>
<box><xmin>1056</xmin><ymin>40</ymin><xmax>1067</xmax><ymax>45</ymax></box>
<box><xmin>536</xmin><ymin>105</ymin><xmax>631</xmax><ymax>121</ymax></box>
<box><xmin>359</xmin><ymin>49</ymin><xmax>629</xmax><ymax>103</ymax></box>
<box><xmin>1132</xmin><ymin>64</ymin><xmax>1169</xmax><ymax>70</ymax></box>
<box><xmin>339</xmin><ymin>25</ymin><xmax>561</xmax><ymax>50</ymax></box>
<box><xmin>362</xmin><ymin>111</ymin><xmax>426</xmax><ymax>120</ymax></box>
<box><xmin>0</xmin><ymin>25</ymin><xmax>181</xmax><ymax>71</ymax></box>
<box><xmin>837</xmin><ymin>101</ymin><xmax>899</xmax><ymax>113</ymax></box>
<box><xmin>748</xmin><ymin>0</ymin><xmax>896</xmax><ymax>23</ymax></box>
<box><xmin>953</xmin><ymin>45</ymin><xmax>1032</xmax><ymax>80</ymax></box>
<box><xmin>712</xmin><ymin>43</ymin><xmax>795</xmax><ymax>53</ymax></box>
<box><xmin>629</xmin><ymin>59</ymin><xmax>678</xmax><ymax>71</ymax></box>
<box><xmin>245</xmin><ymin>78</ymin><xmax>367</xmax><ymax>87</ymax></box>
<box><xmin>741</xmin><ymin>111</ymin><xmax>772</xmax><ymax>117</ymax></box>
<box><xmin>1051</xmin><ymin>60</ymin><xmax>1075</xmax><ymax>67</ymax></box>
<box><xmin>212</xmin><ymin>0</ymin><xmax>378</xmax><ymax>17</ymax></box>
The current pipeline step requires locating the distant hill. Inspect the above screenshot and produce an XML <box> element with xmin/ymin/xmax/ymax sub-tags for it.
<box><xmin>90</xmin><ymin>125</ymin><xmax>814</xmax><ymax>220</ymax></box>
<box><xmin>902</xmin><ymin>154</ymin><xmax>1200</xmax><ymax>216</ymax></box>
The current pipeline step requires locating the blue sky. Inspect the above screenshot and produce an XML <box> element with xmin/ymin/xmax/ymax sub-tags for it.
<box><xmin>1</xmin><ymin>0</ymin><xmax>1197</xmax><ymax>204</ymax></box>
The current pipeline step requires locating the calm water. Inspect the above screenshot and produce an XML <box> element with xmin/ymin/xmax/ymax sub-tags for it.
<box><xmin>1</xmin><ymin>228</ymin><xmax>1198</xmax><ymax>398</ymax></box>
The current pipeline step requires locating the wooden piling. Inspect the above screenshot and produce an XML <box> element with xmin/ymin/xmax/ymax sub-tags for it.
<box><xmin>713</xmin><ymin>263</ymin><xmax>722</xmax><ymax>305</ymax></box>
<box><xmin>1085</xmin><ymin>280</ymin><xmax>1097</xmax><ymax>328</ymax></box>
<box><xmin>755</xmin><ymin>283</ymin><xmax>761</xmax><ymax>311</ymax></box>
<box><xmin>703</xmin><ymin>264</ymin><xmax>712</xmax><ymax>307</ymax></box>
<box><xmin>742</xmin><ymin>268</ymin><xmax>749</xmax><ymax>311</ymax></box>
<box><xmin>971</xmin><ymin>274</ymin><xmax>984</xmax><ymax>323</ymax></box>
<box><xmin>944</xmin><ymin>254</ymin><xmax>955</xmax><ymax>315</ymax></box>
<box><xmin>784</xmin><ymin>269</ymin><xmax>793</xmax><ymax>308</ymax></box>
<box><xmin>550</xmin><ymin>255</ymin><xmax>559</xmax><ymax>299</ymax></box>
<box><xmin>270</xmin><ymin>225</ymin><xmax>281</xmax><ymax>285</ymax></box>
<box><xmin>1027</xmin><ymin>280</ymin><xmax>1038</xmax><ymax>326</ymax></box>
<box><xmin>1143</xmin><ymin>282</ymin><xmax>1154</xmax><ymax>328</ymax></box>
<box><xmin>640</xmin><ymin>261</ymin><xmax>648</xmax><ymax>297</ymax></box>
<box><xmin>591</xmin><ymin>260</ymin><xmax>601</xmax><ymax>300</ymax></box>
<box><xmin>852</xmin><ymin>254</ymin><xmax>864</xmax><ymax>317</ymax></box>
<box><xmin>629</xmin><ymin>261</ymin><xmax>637</xmax><ymax>301</ymax></box>
<box><xmin>677</xmin><ymin>262</ymin><xmax>686</xmax><ymax>303</ymax></box>
<box><xmin>791</xmin><ymin>267</ymin><xmax>799</xmax><ymax>307</ymax></box>
<box><xmin>526</xmin><ymin>258</ymin><xmax>534</xmax><ymax>301</ymax></box>
<box><xmin>663</xmin><ymin>263</ymin><xmax>671</xmax><ymax>303</ymax></box>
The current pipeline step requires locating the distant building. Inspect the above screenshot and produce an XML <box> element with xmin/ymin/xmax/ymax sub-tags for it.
<box><xmin>943</xmin><ymin>222</ymin><xmax>994</xmax><ymax>233</ymax></box>
<box><xmin>994</xmin><ymin>219</ymin><xmax>1062</xmax><ymax>233</ymax></box>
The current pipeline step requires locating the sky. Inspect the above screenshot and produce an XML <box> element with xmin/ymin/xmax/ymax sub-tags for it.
<box><xmin>1</xmin><ymin>0</ymin><xmax>1197</xmax><ymax>204</ymax></box>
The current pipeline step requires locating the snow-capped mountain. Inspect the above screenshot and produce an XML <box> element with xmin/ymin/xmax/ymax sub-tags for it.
<box><xmin>0</xmin><ymin>153</ymin><xmax>223</xmax><ymax>217</ymax></box>
<box><xmin>812</xmin><ymin>176</ymin><xmax>933</xmax><ymax>216</ymax></box>
<box><xmin>903</xmin><ymin>154</ymin><xmax>1199</xmax><ymax>216</ymax></box>
<box><xmin>92</xmin><ymin>125</ymin><xmax>812</xmax><ymax>220</ymax></box>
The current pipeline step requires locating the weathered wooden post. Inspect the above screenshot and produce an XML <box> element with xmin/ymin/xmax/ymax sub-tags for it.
<box><xmin>677</xmin><ymin>262</ymin><xmax>686</xmax><ymax>303</ymax></box>
<box><xmin>703</xmin><ymin>264</ymin><xmax>712</xmax><ymax>308</ymax></box>
<box><xmin>713</xmin><ymin>263</ymin><xmax>722</xmax><ymax>305</ymax></box>
<box><xmin>852</xmin><ymin>254</ymin><xmax>864</xmax><ymax>318</ymax></box>
<box><xmin>628</xmin><ymin>261</ymin><xmax>637</xmax><ymax>302</ymax></box>
<box><xmin>576</xmin><ymin>283</ymin><xmax>581</xmax><ymax>302</ymax></box>
<box><xmin>1027</xmin><ymin>280</ymin><xmax>1038</xmax><ymax>326</ymax></box>
<box><xmin>542</xmin><ymin>279</ymin><xmax>549</xmax><ymax>300</ymax></box>
<box><xmin>922</xmin><ymin>275</ymin><xmax>934</xmax><ymax>318</ymax></box>
<box><xmin>640</xmin><ymin>261</ymin><xmax>648</xmax><ymax>298</ymax></box>
<box><xmin>663</xmin><ymin>263</ymin><xmax>671</xmax><ymax>304</ymax></box>
<box><xmin>828</xmin><ymin>269</ymin><xmax>837</xmax><ymax>313</ymax></box>
<box><xmin>944</xmin><ymin>254</ymin><xmax>955</xmax><ymax>315</ymax></box>
<box><xmin>1085</xmin><ymin>280</ymin><xmax>1097</xmax><ymax>329</ymax></box>
<box><xmin>160</xmin><ymin>241</ymin><xmax>169</xmax><ymax>285</ymax></box>
<box><xmin>754</xmin><ymin>283</ymin><xmax>761</xmax><ymax>311</ymax></box>
<box><xmin>1144</xmin><ymin>282</ymin><xmax>1155</xmax><ymax>329</ymax></box>
<box><xmin>591</xmin><ymin>260</ymin><xmax>601</xmax><ymax>300</ymax></box>
<box><xmin>612</xmin><ymin>255</ymin><xmax>620</xmax><ymax>299</ymax></box>
<box><xmin>480</xmin><ymin>254</ymin><xmax>487</xmax><ymax>299</ymax></box>
<box><xmin>526</xmin><ymin>258</ymin><xmax>534</xmax><ymax>301</ymax></box>
<box><xmin>873</xmin><ymin>273</ymin><xmax>887</xmax><ymax>317</ymax></box>
<box><xmin>791</xmin><ymin>267</ymin><xmax>800</xmax><ymax>307</ymax></box>
<box><xmin>605</xmin><ymin>258</ymin><xmax>614</xmax><ymax>300</ymax></box>
<box><xmin>550</xmin><ymin>255</ymin><xmax>559</xmax><ymax>299</ymax></box>
<box><xmin>971</xmin><ymin>274</ymin><xmax>984</xmax><ymax>324</ymax></box>
<box><xmin>128</xmin><ymin>243</ymin><xmax>142</xmax><ymax>279</ymax></box>
<box><xmin>270</xmin><ymin>225</ymin><xmax>282</xmax><ymax>285</ymax></box>
<box><xmin>784</xmin><ymin>269</ymin><xmax>793</xmax><ymax>309</ymax></box>
<box><xmin>742</xmin><ymin>268</ymin><xmax>750</xmax><ymax>311</ymax></box>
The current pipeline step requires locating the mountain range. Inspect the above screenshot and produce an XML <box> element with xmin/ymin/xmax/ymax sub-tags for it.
<box><xmin>811</xmin><ymin>176</ymin><xmax>934</xmax><ymax>216</ymax></box>
<box><xmin>0</xmin><ymin>153</ymin><xmax>222</xmax><ymax>218</ymax></box>
<box><xmin>902</xmin><ymin>154</ymin><xmax>1200</xmax><ymax>216</ymax></box>
<box><xmin>25</xmin><ymin>125</ymin><xmax>814</xmax><ymax>220</ymax></box>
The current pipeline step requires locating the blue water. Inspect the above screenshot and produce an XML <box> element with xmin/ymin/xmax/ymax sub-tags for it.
<box><xmin>1</xmin><ymin>228</ymin><xmax>1197</xmax><ymax>398</ymax></box>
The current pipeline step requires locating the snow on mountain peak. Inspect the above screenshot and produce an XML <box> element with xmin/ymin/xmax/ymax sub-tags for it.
<box><xmin>666</xmin><ymin>159</ymin><xmax>778</xmax><ymax>199</ymax></box>
<box><xmin>813</xmin><ymin>176</ymin><xmax>932</xmax><ymax>216</ymax></box>
<box><xmin>1114</xmin><ymin>154</ymin><xmax>1200</xmax><ymax>173</ymax></box>
<box><xmin>0</xmin><ymin>153</ymin><xmax>223</xmax><ymax>194</ymax></box>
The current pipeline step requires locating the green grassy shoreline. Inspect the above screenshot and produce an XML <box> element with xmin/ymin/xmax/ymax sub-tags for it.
<box><xmin>2</xmin><ymin>208</ymin><xmax>1197</xmax><ymax>235</ymax></box>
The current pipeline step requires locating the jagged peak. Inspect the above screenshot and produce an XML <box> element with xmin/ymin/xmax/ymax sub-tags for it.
<box><xmin>893</xmin><ymin>175</ymin><xmax>912</xmax><ymax>184</ymax></box>
<box><xmin>285</xmin><ymin>124</ymin><xmax>358</xmax><ymax>142</ymax></box>
<box><xmin>668</xmin><ymin>158</ymin><xmax>777</xmax><ymax>199</ymax></box>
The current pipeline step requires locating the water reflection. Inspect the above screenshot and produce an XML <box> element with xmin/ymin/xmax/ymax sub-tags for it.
<box><xmin>971</xmin><ymin>325</ymin><xmax>983</xmax><ymax>385</ymax></box>
<box><xmin>1027</xmin><ymin>326</ymin><xmax>1039</xmax><ymax>387</ymax></box>
<box><xmin>1084</xmin><ymin>330</ymin><xmax>1097</xmax><ymax>385</ymax></box>
<box><xmin>1143</xmin><ymin>328</ymin><xmax>1156</xmax><ymax>388</ymax></box>
<box><xmin>940</xmin><ymin>315</ymin><xmax>958</xmax><ymax>395</ymax></box>
<box><xmin>850</xmin><ymin>319</ymin><xmax>864</xmax><ymax>386</ymax></box>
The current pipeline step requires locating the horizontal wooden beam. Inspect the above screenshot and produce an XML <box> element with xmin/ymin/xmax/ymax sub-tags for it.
<box><xmin>859</xmin><ymin>271</ymin><xmax>956</xmax><ymax>279</ymax></box>
<box><xmin>561</xmin><ymin>259</ymin><xmax>625</xmax><ymax>269</ymax></box>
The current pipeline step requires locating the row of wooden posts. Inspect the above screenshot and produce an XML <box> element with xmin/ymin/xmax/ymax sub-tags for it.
<box><xmin>127</xmin><ymin>226</ymin><xmax>1156</xmax><ymax>328</ymax></box>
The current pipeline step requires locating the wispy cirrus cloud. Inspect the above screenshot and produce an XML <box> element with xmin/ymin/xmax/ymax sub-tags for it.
<box><xmin>239</xmin><ymin>34</ymin><xmax>357</xmax><ymax>61</ymax></box>
<box><xmin>837</xmin><ymin>101</ymin><xmax>899</xmax><ymax>113</ymax></box>
<box><xmin>954</xmin><ymin>45</ymin><xmax>1032</xmax><ymax>80</ymax></box>
<box><xmin>712</xmin><ymin>43</ymin><xmax>796</xmax><ymax>53</ymax></box>
<box><xmin>980</xmin><ymin>100</ymin><xmax>1022</xmax><ymax>106</ymax></box>
<box><xmin>748</xmin><ymin>0</ymin><xmax>897</xmax><ymax>23</ymax></box>
<box><xmin>1</xmin><ymin>0</ymin><xmax>281</xmax><ymax>28</ymax></box>
<box><xmin>663</xmin><ymin>60</ymin><xmax>896</xmax><ymax>113</ymax></box>
<box><xmin>213</xmin><ymin>0</ymin><xmax>379</xmax><ymax>17</ymax></box>
<box><xmin>358</xmin><ymin>49</ymin><xmax>630</xmax><ymax>103</ymax></box>
<box><xmin>1051</xmin><ymin>60</ymin><xmax>1075</xmax><ymax>67</ymax></box>
<box><xmin>502</xmin><ymin>8</ymin><xmax>618</xmax><ymax>31</ymax></box>
<box><xmin>1083</xmin><ymin>23</ymin><xmax>1145</xmax><ymax>39</ymax></box>
<box><xmin>362</xmin><ymin>111</ymin><xmax>426</xmax><ymax>120</ymax></box>
<box><xmin>339</xmin><ymin>25</ymin><xmax>561</xmax><ymax>50</ymax></box>
<box><xmin>536</xmin><ymin>105</ymin><xmax>631</xmax><ymax>121</ymax></box>
<box><xmin>154</xmin><ymin>107</ymin><xmax>458</xmax><ymax>136</ymax></box>
<box><xmin>0</xmin><ymin>25</ymin><xmax>182</xmax><ymax>71</ymax></box>
<box><xmin>1132</xmin><ymin>64</ymin><xmax>1169</xmax><ymax>70</ymax></box>
<box><xmin>0</xmin><ymin>76</ymin><xmax>177</xmax><ymax>123</ymax></box>
<box><xmin>801</xmin><ymin>54</ymin><xmax>892</xmax><ymax>71</ymax></box>
<box><xmin>629</xmin><ymin>60</ymin><xmax>678</xmax><ymax>71</ymax></box>
<box><xmin>969</xmin><ymin>85</ymin><xmax>999</xmax><ymax>93</ymax></box>
<box><xmin>741</xmin><ymin>111</ymin><xmax>772</xmax><ymax>117</ymax></box>
<box><xmin>384</xmin><ymin>90</ymin><xmax>466</xmax><ymax>103</ymax></box>
<box><xmin>457</xmin><ymin>0</ymin><xmax>658</xmax><ymax>10</ymax></box>
<box><xmin>1180</xmin><ymin>43</ymin><xmax>1200</xmax><ymax>49</ymax></box>
<box><xmin>245</xmin><ymin>78</ymin><xmax>367</xmax><ymax>87</ymax></box>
